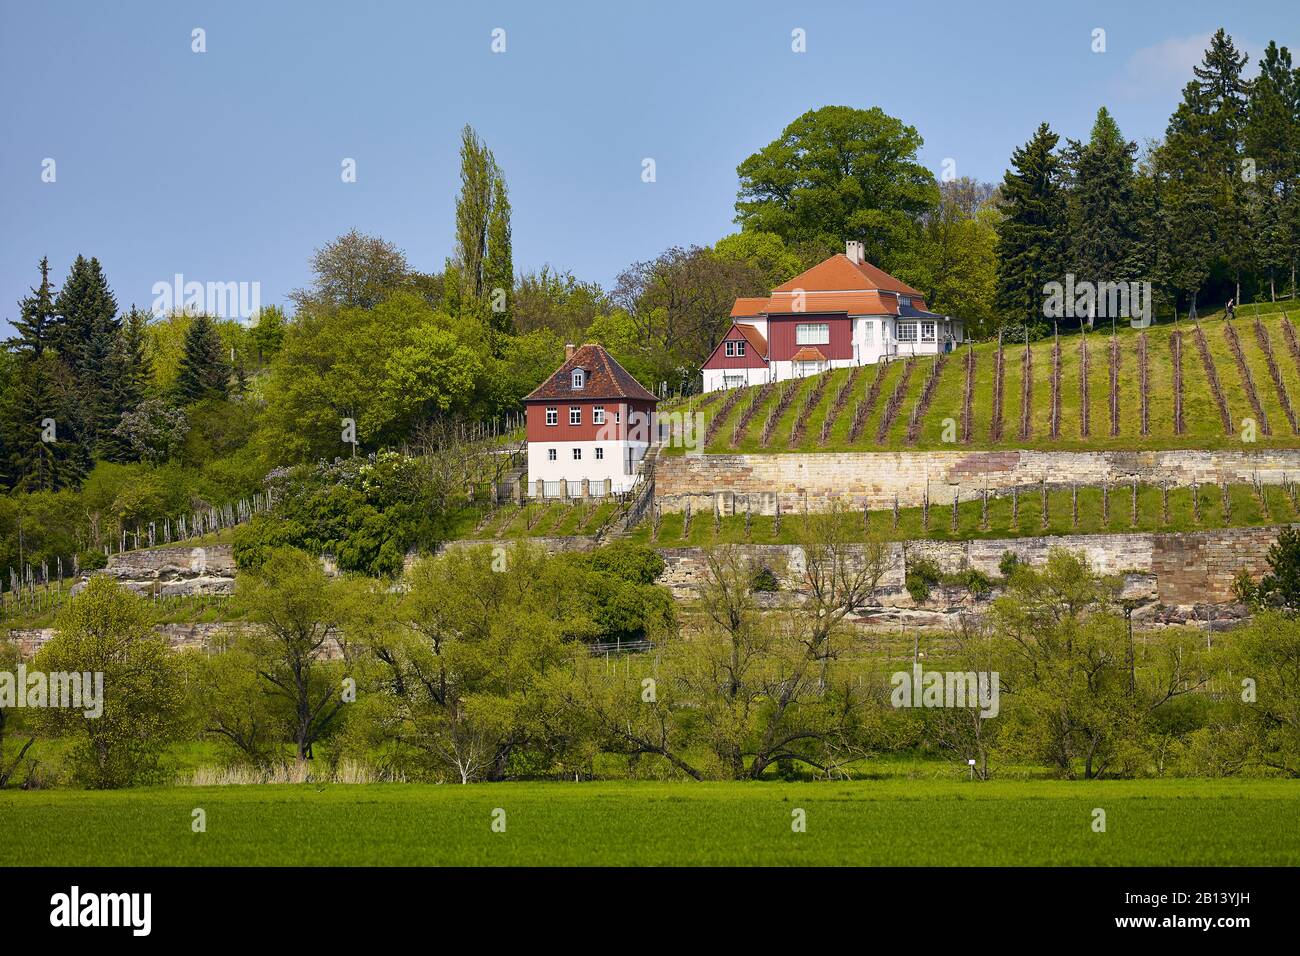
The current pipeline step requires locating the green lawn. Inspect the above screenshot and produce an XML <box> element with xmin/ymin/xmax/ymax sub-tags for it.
<box><xmin>627</xmin><ymin>481</ymin><xmax>1296</xmax><ymax>546</ymax></box>
<box><xmin>2</xmin><ymin>779</ymin><xmax>1296</xmax><ymax>866</ymax></box>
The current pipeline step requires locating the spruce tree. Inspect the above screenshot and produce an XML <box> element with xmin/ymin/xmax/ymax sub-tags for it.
<box><xmin>2</xmin><ymin>353</ymin><xmax>88</xmax><ymax>491</ymax></box>
<box><xmin>994</xmin><ymin>123</ymin><xmax>1065</xmax><ymax>333</ymax></box>
<box><xmin>9</xmin><ymin>257</ymin><xmax>58</xmax><ymax>357</ymax></box>
<box><xmin>1067</xmin><ymin>108</ymin><xmax>1138</xmax><ymax>291</ymax></box>
<box><xmin>173</xmin><ymin>314</ymin><xmax>231</xmax><ymax>403</ymax></box>
<box><xmin>52</xmin><ymin>254</ymin><xmax>118</xmax><ymax>374</ymax></box>
<box><xmin>1245</xmin><ymin>42</ymin><xmax>1300</xmax><ymax>299</ymax></box>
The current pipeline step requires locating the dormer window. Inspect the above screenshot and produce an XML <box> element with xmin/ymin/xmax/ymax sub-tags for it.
<box><xmin>899</xmin><ymin>296</ymin><xmax>912</xmax><ymax>308</ymax></box>
<box><xmin>571</xmin><ymin>369</ymin><xmax>585</xmax><ymax>389</ymax></box>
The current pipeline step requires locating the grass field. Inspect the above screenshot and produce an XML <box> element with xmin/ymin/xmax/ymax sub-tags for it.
<box><xmin>666</xmin><ymin>309</ymin><xmax>1300</xmax><ymax>455</ymax></box>
<box><xmin>2</xmin><ymin>779</ymin><xmax>1297</xmax><ymax>866</ymax></box>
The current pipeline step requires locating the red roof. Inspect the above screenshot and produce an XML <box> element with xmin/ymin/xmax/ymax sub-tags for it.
<box><xmin>762</xmin><ymin>290</ymin><xmax>905</xmax><ymax>315</ymax></box>
<box><xmin>772</xmin><ymin>253</ymin><xmax>923</xmax><ymax>298</ymax></box>
<box><xmin>731</xmin><ymin>297</ymin><xmax>770</xmax><ymax>318</ymax></box>
<box><xmin>734</xmin><ymin>323</ymin><xmax>769</xmax><ymax>359</ymax></box>
<box><xmin>791</xmin><ymin>346</ymin><xmax>827</xmax><ymax>362</ymax></box>
<box><xmin>523</xmin><ymin>343</ymin><xmax>658</xmax><ymax>403</ymax></box>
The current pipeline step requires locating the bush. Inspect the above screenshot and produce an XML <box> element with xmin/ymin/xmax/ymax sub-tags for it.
<box><xmin>905</xmin><ymin>556</ymin><xmax>942</xmax><ymax>604</ymax></box>
<box><xmin>751</xmin><ymin>565</ymin><xmax>780</xmax><ymax>592</ymax></box>
<box><xmin>998</xmin><ymin>550</ymin><xmax>1021</xmax><ymax>578</ymax></box>
<box><xmin>76</xmin><ymin>549</ymin><xmax>108</xmax><ymax>571</ymax></box>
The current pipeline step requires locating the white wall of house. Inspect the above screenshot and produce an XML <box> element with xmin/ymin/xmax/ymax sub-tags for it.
<box><xmin>527</xmin><ymin>441</ymin><xmax>649</xmax><ymax>496</ymax></box>
<box><xmin>702</xmin><ymin>366</ymin><xmax>770</xmax><ymax>392</ymax></box>
<box><xmin>701</xmin><ymin>315</ymin><xmax>967</xmax><ymax>392</ymax></box>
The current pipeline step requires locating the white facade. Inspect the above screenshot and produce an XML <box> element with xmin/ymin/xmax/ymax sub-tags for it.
<box><xmin>527</xmin><ymin>440</ymin><xmax>649</xmax><ymax>497</ymax></box>
<box><xmin>702</xmin><ymin>365</ymin><xmax>770</xmax><ymax>392</ymax></box>
<box><xmin>702</xmin><ymin>315</ymin><xmax>967</xmax><ymax>393</ymax></box>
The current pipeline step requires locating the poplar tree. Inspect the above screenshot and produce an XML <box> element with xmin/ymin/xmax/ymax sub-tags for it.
<box><xmin>452</xmin><ymin>124</ymin><xmax>513</xmax><ymax>342</ymax></box>
<box><xmin>484</xmin><ymin>173</ymin><xmax>514</xmax><ymax>339</ymax></box>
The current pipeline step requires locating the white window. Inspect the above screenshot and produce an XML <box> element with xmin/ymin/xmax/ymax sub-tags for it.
<box><xmin>725</xmin><ymin>341</ymin><xmax>735</xmax><ymax>357</ymax></box>
<box><xmin>547</xmin><ymin>448</ymin><xmax>557</xmax><ymax>461</ymax></box>
<box><xmin>572</xmin><ymin>448</ymin><xmax>582</xmax><ymax>460</ymax></box>
<box><xmin>899</xmin><ymin>296</ymin><xmax>912</xmax><ymax>308</ymax></box>
<box><xmin>863</xmin><ymin>321</ymin><xmax>875</xmax><ymax>344</ymax></box>
<box><xmin>920</xmin><ymin>321</ymin><xmax>936</xmax><ymax>342</ymax></box>
<box><xmin>735</xmin><ymin>339</ymin><xmax>745</xmax><ymax>356</ymax></box>
<box><xmin>595</xmin><ymin>447</ymin><xmax>604</xmax><ymax>460</ymax></box>
<box><xmin>569</xmin><ymin>406</ymin><xmax>581</xmax><ymax>425</ymax></box>
<box><xmin>724</xmin><ymin>374</ymin><xmax>745</xmax><ymax>389</ymax></box>
<box><xmin>796</xmin><ymin>323</ymin><xmax>830</xmax><ymax>345</ymax></box>
<box><xmin>571</xmin><ymin>369</ymin><xmax>585</xmax><ymax>388</ymax></box>
<box><xmin>897</xmin><ymin>322</ymin><xmax>918</xmax><ymax>343</ymax></box>
<box><xmin>545</xmin><ymin>407</ymin><xmax>557</xmax><ymax>426</ymax></box>
<box><xmin>593</xmin><ymin>406</ymin><xmax>605</xmax><ymax>425</ymax></box>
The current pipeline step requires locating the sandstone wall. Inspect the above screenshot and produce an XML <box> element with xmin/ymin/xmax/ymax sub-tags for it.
<box><xmin>105</xmin><ymin>545</ymin><xmax>236</xmax><ymax>575</ymax></box>
<box><xmin>655</xmin><ymin>525</ymin><xmax>1281</xmax><ymax>609</ymax></box>
<box><xmin>655</xmin><ymin>449</ymin><xmax>1300</xmax><ymax>513</ymax></box>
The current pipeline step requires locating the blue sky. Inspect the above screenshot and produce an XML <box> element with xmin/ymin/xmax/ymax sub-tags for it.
<box><xmin>0</xmin><ymin>0</ymin><xmax>1294</xmax><ymax>332</ymax></box>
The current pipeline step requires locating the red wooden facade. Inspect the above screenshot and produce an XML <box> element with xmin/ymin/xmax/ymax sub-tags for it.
<box><xmin>766</xmin><ymin>313</ymin><xmax>853</xmax><ymax>361</ymax></box>
<box><xmin>525</xmin><ymin>398</ymin><xmax>657</xmax><ymax>442</ymax></box>
<box><xmin>701</xmin><ymin>326</ymin><xmax>769</xmax><ymax>370</ymax></box>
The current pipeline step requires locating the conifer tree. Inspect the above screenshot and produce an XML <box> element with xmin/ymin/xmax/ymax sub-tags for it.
<box><xmin>173</xmin><ymin>314</ymin><xmax>231</xmax><ymax>403</ymax></box>
<box><xmin>1245</xmin><ymin>41</ymin><xmax>1300</xmax><ymax>299</ymax></box>
<box><xmin>2</xmin><ymin>354</ymin><xmax>88</xmax><ymax>491</ymax></box>
<box><xmin>9</xmin><ymin>257</ymin><xmax>58</xmax><ymax>357</ymax></box>
<box><xmin>994</xmin><ymin>123</ymin><xmax>1065</xmax><ymax>333</ymax></box>
<box><xmin>52</xmin><ymin>255</ymin><xmax>118</xmax><ymax>374</ymax></box>
<box><xmin>1067</xmin><ymin>108</ymin><xmax>1138</xmax><ymax>289</ymax></box>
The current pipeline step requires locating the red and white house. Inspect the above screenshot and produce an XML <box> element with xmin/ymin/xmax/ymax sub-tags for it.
<box><xmin>523</xmin><ymin>343</ymin><xmax>658</xmax><ymax>497</ymax></box>
<box><xmin>701</xmin><ymin>241</ymin><xmax>967</xmax><ymax>392</ymax></box>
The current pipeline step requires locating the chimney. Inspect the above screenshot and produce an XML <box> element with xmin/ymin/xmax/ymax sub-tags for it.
<box><xmin>845</xmin><ymin>240</ymin><xmax>864</xmax><ymax>264</ymax></box>
<box><xmin>565</xmin><ymin>343</ymin><xmax>576</xmax><ymax>360</ymax></box>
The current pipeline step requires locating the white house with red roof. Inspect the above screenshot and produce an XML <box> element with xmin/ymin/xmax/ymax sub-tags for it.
<box><xmin>522</xmin><ymin>343</ymin><xmax>658</xmax><ymax>497</ymax></box>
<box><xmin>701</xmin><ymin>241</ymin><xmax>966</xmax><ymax>392</ymax></box>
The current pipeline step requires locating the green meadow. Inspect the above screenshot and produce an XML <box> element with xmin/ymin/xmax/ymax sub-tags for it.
<box><xmin>2</xmin><ymin>779</ymin><xmax>1297</xmax><ymax>866</ymax></box>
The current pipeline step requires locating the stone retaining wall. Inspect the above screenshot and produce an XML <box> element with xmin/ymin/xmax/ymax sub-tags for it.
<box><xmin>655</xmin><ymin>449</ymin><xmax>1300</xmax><ymax>513</ymax></box>
<box><xmin>655</xmin><ymin>525</ymin><xmax>1281</xmax><ymax>608</ymax></box>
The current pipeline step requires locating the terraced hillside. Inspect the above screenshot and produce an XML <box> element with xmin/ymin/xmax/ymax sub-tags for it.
<box><xmin>669</xmin><ymin>308</ymin><xmax>1300</xmax><ymax>454</ymax></box>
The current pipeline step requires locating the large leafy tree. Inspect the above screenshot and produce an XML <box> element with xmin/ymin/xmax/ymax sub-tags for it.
<box><xmin>35</xmin><ymin>576</ymin><xmax>185</xmax><ymax>788</ymax></box>
<box><xmin>734</xmin><ymin>106</ymin><xmax>939</xmax><ymax>272</ymax></box>
<box><xmin>256</xmin><ymin>292</ymin><xmax>489</xmax><ymax>463</ymax></box>
<box><xmin>899</xmin><ymin>178</ymin><xmax>1000</xmax><ymax>337</ymax></box>
<box><xmin>612</xmin><ymin>246</ymin><xmax>763</xmax><ymax>387</ymax></box>
<box><xmin>291</xmin><ymin>229</ymin><xmax>409</xmax><ymax>311</ymax></box>
<box><xmin>994</xmin><ymin>123</ymin><xmax>1065</xmax><ymax>332</ymax></box>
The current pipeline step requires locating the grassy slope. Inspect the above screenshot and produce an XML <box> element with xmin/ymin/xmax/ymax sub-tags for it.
<box><xmin>667</xmin><ymin>309</ymin><xmax>1300</xmax><ymax>455</ymax></box>
<box><xmin>625</xmin><ymin>482</ymin><xmax>1295</xmax><ymax>546</ymax></box>
<box><xmin>3</xmin><ymin>780</ymin><xmax>1296</xmax><ymax>865</ymax></box>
